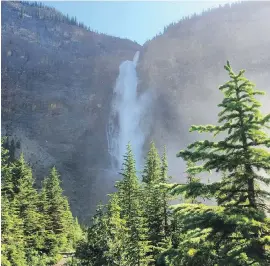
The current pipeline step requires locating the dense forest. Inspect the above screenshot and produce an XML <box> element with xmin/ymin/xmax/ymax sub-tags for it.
<box><xmin>1</xmin><ymin>140</ymin><xmax>83</xmax><ymax>265</ymax></box>
<box><xmin>1</xmin><ymin>62</ymin><xmax>270</xmax><ymax>265</ymax></box>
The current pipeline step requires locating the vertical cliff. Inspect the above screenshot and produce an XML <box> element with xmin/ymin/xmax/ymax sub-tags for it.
<box><xmin>1</xmin><ymin>1</ymin><xmax>141</xmax><ymax>221</ymax></box>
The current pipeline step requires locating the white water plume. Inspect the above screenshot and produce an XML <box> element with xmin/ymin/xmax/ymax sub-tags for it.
<box><xmin>107</xmin><ymin>51</ymin><xmax>152</xmax><ymax>172</ymax></box>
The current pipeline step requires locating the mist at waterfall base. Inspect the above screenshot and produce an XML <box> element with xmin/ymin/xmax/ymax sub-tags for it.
<box><xmin>107</xmin><ymin>51</ymin><xmax>152</xmax><ymax>175</ymax></box>
<box><xmin>84</xmin><ymin>52</ymin><xmax>153</xmax><ymax>220</ymax></box>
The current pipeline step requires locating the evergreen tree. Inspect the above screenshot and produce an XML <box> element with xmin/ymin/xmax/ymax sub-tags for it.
<box><xmin>116</xmin><ymin>143</ymin><xmax>153</xmax><ymax>265</ymax></box>
<box><xmin>169</xmin><ymin>62</ymin><xmax>270</xmax><ymax>265</ymax></box>
<box><xmin>160</xmin><ymin>146</ymin><xmax>172</xmax><ymax>236</ymax></box>
<box><xmin>69</xmin><ymin>217</ymin><xmax>83</xmax><ymax>250</ymax></box>
<box><xmin>1</xmin><ymin>138</ymin><xmax>15</xmax><ymax>199</ymax></box>
<box><xmin>142</xmin><ymin>143</ymin><xmax>171</xmax><ymax>259</ymax></box>
<box><xmin>1</xmin><ymin>141</ymin><xmax>47</xmax><ymax>265</ymax></box>
<box><xmin>1</xmin><ymin>140</ymin><xmax>82</xmax><ymax>265</ymax></box>
<box><xmin>116</xmin><ymin>143</ymin><xmax>141</xmax><ymax>218</ymax></box>
<box><xmin>1</xmin><ymin>196</ymin><xmax>27</xmax><ymax>266</ymax></box>
<box><xmin>41</xmin><ymin>167</ymin><xmax>77</xmax><ymax>255</ymax></box>
<box><xmin>1</xmin><ymin>143</ymin><xmax>27</xmax><ymax>266</ymax></box>
<box><xmin>76</xmin><ymin>204</ymin><xmax>109</xmax><ymax>266</ymax></box>
<box><xmin>182</xmin><ymin>160</ymin><xmax>201</xmax><ymax>204</ymax></box>
<box><xmin>10</xmin><ymin>155</ymin><xmax>45</xmax><ymax>264</ymax></box>
<box><xmin>37</xmin><ymin>181</ymin><xmax>59</xmax><ymax>259</ymax></box>
<box><xmin>105</xmin><ymin>193</ymin><xmax>128</xmax><ymax>265</ymax></box>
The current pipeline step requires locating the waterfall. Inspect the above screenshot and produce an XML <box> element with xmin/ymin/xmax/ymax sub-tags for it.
<box><xmin>107</xmin><ymin>51</ymin><xmax>151</xmax><ymax>172</ymax></box>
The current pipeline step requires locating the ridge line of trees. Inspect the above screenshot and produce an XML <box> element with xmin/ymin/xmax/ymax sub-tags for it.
<box><xmin>1</xmin><ymin>139</ymin><xmax>83</xmax><ymax>265</ymax></box>
<box><xmin>14</xmin><ymin>1</ymin><xmax>138</xmax><ymax>43</ymax></box>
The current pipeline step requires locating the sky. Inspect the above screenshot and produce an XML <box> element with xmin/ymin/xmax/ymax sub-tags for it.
<box><xmin>41</xmin><ymin>1</ymin><xmax>234</xmax><ymax>45</ymax></box>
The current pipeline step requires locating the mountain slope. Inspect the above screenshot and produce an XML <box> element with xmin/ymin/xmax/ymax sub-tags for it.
<box><xmin>2</xmin><ymin>1</ymin><xmax>270</xmax><ymax>221</ymax></box>
<box><xmin>137</xmin><ymin>2</ymin><xmax>270</xmax><ymax>177</ymax></box>
<box><xmin>1</xmin><ymin>1</ymin><xmax>141</xmax><ymax>221</ymax></box>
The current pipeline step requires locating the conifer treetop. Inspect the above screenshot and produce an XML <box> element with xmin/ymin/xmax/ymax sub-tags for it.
<box><xmin>176</xmin><ymin>61</ymin><xmax>270</xmax><ymax>210</ymax></box>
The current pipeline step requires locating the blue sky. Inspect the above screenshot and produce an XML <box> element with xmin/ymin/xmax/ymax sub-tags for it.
<box><xmin>41</xmin><ymin>1</ymin><xmax>233</xmax><ymax>45</ymax></box>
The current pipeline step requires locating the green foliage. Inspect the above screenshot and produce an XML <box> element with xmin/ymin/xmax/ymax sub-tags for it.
<box><xmin>3</xmin><ymin>61</ymin><xmax>269</xmax><ymax>265</ymax></box>
<box><xmin>76</xmin><ymin>204</ymin><xmax>109</xmax><ymax>266</ymax></box>
<box><xmin>1</xmin><ymin>139</ymin><xmax>26</xmax><ymax>265</ymax></box>
<box><xmin>105</xmin><ymin>194</ymin><xmax>128</xmax><ymax>265</ymax></box>
<box><xmin>116</xmin><ymin>143</ymin><xmax>153</xmax><ymax>265</ymax></box>
<box><xmin>168</xmin><ymin>62</ymin><xmax>270</xmax><ymax>265</ymax></box>
<box><xmin>142</xmin><ymin>143</ymin><xmax>172</xmax><ymax>259</ymax></box>
<box><xmin>1</xmin><ymin>196</ymin><xmax>27</xmax><ymax>266</ymax></box>
<box><xmin>160</xmin><ymin>146</ymin><xmax>173</xmax><ymax>236</ymax></box>
<box><xmin>1</xmin><ymin>137</ymin><xmax>19</xmax><ymax>162</ymax></box>
<box><xmin>40</xmin><ymin>167</ymin><xmax>82</xmax><ymax>258</ymax></box>
<box><xmin>76</xmin><ymin>143</ymin><xmax>173</xmax><ymax>265</ymax></box>
<box><xmin>1</xmin><ymin>141</ymin><xmax>82</xmax><ymax>265</ymax></box>
<box><xmin>74</xmin><ymin>62</ymin><xmax>269</xmax><ymax>265</ymax></box>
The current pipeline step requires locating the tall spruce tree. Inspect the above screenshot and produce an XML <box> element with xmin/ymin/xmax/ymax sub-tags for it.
<box><xmin>142</xmin><ymin>142</ymin><xmax>171</xmax><ymax>259</ymax></box>
<box><xmin>160</xmin><ymin>146</ymin><xmax>172</xmax><ymax>236</ymax></box>
<box><xmin>9</xmin><ymin>154</ymin><xmax>45</xmax><ymax>264</ymax></box>
<box><xmin>142</xmin><ymin>142</ymin><xmax>163</xmax><ymax>244</ymax></box>
<box><xmin>1</xmin><ymin>142</ymin><xmax>27</xmax><ymax>266</ymax></box>
<box><xmin>105</xmin><ymin>193</ymin><xmax>128</xmax><ymax>265</ymax></box>
<box><xmin>1</xmin><ymin>141</ymin><xmax>48</xmax><ymax>265</ymax></box>
<box><xmin>1</xmin><ymin>140</ymin><xmax>82</xmax><ymax>265</ymax></box>
<box><xmin>116</xmin><ymin>143</ymin><xmax>153</xmax><ymax>265</ymax></box>
<box><xmin>168</xmin><ymin>62</ymin><xmax>270</xmax><ymax>265</ymax></box>
<box><xmin>40</xmin><ymin>167</ymin><xmax>77</xmax><ymax>254</ymax></box>
<box><xmin>1</xmin><ymin>196</ymin><xmax>27</xmax><ymax>266</ymax></box>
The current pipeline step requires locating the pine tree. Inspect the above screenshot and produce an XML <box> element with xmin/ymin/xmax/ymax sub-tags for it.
<box><xmin>10</xmin><ymin>155</ymin><xmax>46</xmax><ymax>264</ymax></box>
<box><xmin>160</xmin><ymin>146</ymin><xmax>172</xmax><ymax>236</ymax></box>
<box><xmin>143</xmin><ymin>141</ymin><xmax>163</xmax><ymax>250</ymax></box>
<box><xmin>76</xmin><ymin>204</ymin><xmax>109</xmax><ymax>266</ymax></box>
<box><xmin>142</xmin><ymin>143</ymin><xmax>171</xmax><ymax>259</ymax></box>
<box><xmin>116</xmin><ymin>143</ymin><xmax>141</xmax><ymax>218</ymax></box>
<box><xmin>105</xmin><ymin>193</ymin><xmax>128</xmax><ymax>265</ymax></box>
<box><xmin>116</xmin><ymin>143</ymin><xmax>153</xmax><ymax>265</ymax></box>
<box><xmin>1</xmin><ymin>141</ymin><xmax>47</xmax><ymax>265</ymax></box>
<box><xmin>169</xmin><ymin>62</ymin><xmax>270</xmax><ymax>265</ymax></box>
<box><xmin>1</xmin><ymin>138</ymin><xmax>15</xmax><ymax>200</ymax></box>
<box><xmin>1</xmin><ymin>140</ymin><xmax>82</xmax><ymax>264</ymax></box>
<box><xmin>41</xmin><ymin>167</ymin><xmax>76</xmax><ymax>255</ymax></box>
<box><xmin>1</xmin><ymin>196</ymin><xmax>27</xmax><ymax>266</ymax></box>
<box><xmin>1</xmin><ymin>143</ymin><xmax>27</xmax><ymax>266</ymax></box>
<box><xmin>37</xmin><ymin>181</ymin><xmax>59</xmax><ymax>260</ymax></box>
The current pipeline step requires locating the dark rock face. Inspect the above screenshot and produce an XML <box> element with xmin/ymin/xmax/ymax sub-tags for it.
<box><xmin>1</xmin><ymin>1</ymin><xmax>140</xmax><ymax>221</ymax></box>
<box><xmin>2</xmin><ymin>1</ymin><xmax>270</xmax><ymax>221</ymax></box>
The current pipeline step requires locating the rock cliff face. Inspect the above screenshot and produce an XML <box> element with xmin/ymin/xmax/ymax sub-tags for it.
<box><xmin>1</xmin><ymin>1</ymin><xmax>141</xmax><ymax>221</ymax></box>
<box><xmin>2</xmin><ymin>1</ymin><xmax>270</xmax><ymax>221</ymax></box>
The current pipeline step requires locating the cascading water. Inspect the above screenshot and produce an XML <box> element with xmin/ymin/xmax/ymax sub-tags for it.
<box><xmin>107</xmin><ymin>51</ymin><xmax>151</xmax><ymax>172</ymax></box>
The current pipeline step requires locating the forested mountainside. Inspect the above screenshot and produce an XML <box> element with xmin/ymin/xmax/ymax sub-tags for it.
<box><xmin>2</xmin><ymin>1</ymin><xmax>270</xmax><ymax>221</ymax></box>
